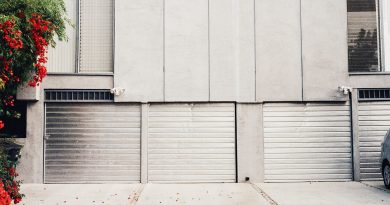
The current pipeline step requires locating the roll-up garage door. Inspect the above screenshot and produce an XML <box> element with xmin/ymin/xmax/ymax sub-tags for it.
<box><xmin>359</xmin><ymin>102</ymin><xmax>390</xmax><ymax>181</ymax></box>
<box><xmin>44</xmin><ymin>103</ymin><xmax>141</xmax><ymax>183</ymax></box>
<box><xmin>148</xmin><ymin>103</ymin><xmax>236</xmax><ymax>183</ymax></box>
<box><xmin>263</xmin><ymin>103</ymin><xmax>352</xmax><ymax>182</ymax></box>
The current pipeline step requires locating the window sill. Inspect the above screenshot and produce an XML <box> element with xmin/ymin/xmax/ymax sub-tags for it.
<box><xmin>47</xmin><ymin>72</ymin><xmax>114</xmax><ymax>76</ymax></box>
<box><xmin>349</xmin><ymin>72</ymin><xmax>390</xmax><ymax>76</ymax></box>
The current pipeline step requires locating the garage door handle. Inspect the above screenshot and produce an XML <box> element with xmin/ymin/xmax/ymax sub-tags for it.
<box><xmin>44</xmin><ymin>135</ymin><xmax>50</xmax><ymax>140</ymax></box>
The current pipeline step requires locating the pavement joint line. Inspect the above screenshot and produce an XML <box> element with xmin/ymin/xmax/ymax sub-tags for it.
<box><xmin>129</xmin><ymin>184</ymin><xmax>146</xmax><ymax>205</ymax></box>
<box><xmin>360</xmin><ymin>182</ymin><xmax>390</xmax><ymax>193</ymax></box>
<box><xmin>250</xmin><ymin>183</ymin><xmax>278</xmax><ymax>205</ymax></box>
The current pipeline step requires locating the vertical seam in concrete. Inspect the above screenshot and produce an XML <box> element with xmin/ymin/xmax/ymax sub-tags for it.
<box><xmin>299</xmin><ymin>0</ymin><xmax>304</xmax><ymax>102</ymax></box>
<box><xmin>141</xmin><ymin>103</ymin><xmax>149</xmax><ymax>183</ymax></box>
<box><xmin>208</xmin><ymin>0</ymin><xmax>211</xmax><ymax>101</ymax></box>
<box><xmin>253</xmin><ymin>0</ymin><xmax>257</xmax><ymax>101</ymax></box>
<box><xmin>163</xmin><ymin>0</ymin><xmax>166</xmax><ymax>101</ymax></box>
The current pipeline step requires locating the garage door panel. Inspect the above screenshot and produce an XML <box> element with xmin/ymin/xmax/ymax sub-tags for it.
<box><xmin>149</xmin><ymin>128</ymin><xmax>235</xmax><ymax>133</ymax></box>
<box><xmin>265</xmin><ymin>142</ymin><xmax>351</xmax><ymax>148</ymax></box>
<box><xmin>44</xmin><ymin>175</ymin><xmax>140</xmax><ymax>183</ymax></box>
<box><xmin>264</xmin><ymin>103</ymin><xmax>352</xmax><ymax>182</ymax></box>
<box><xmin>148</xmin><ymin>133</ymin><xmax>234</xmax><ymax>138</ymax></box>
<box><xmin>148</xmin><ymin>103</ymin><xmax>236</xmax><ymax>183</ymax></box>
<box><xmin>264</xmin><ymin>116</ymin><xmax>349</xmax><ymax>122</ymax></box>
<box><xmin>149</xmin><ymin>138</ymin><xmax>234</xmax><ymax>143</ymax></box>
<box><xmin>44</xmin><ymin>103</ymin><xmax>141</xmax><ymax>184</ymax></box>
<box><xmin>46</xmin><ymin>116</ymin><xmax>139</xmax><ymax>123</ymax></box>
<box><xmin>148</xmin><ymin>175</ymin><xmax>236</xmax><ymax>182</ymax></box>
<box><xmin>149</xmin><ymin>122</ymin><xmax>234</xmax><ymax>128</ymax></box>
<box><xmin>265</xmin><ymin>127</ymin><xmax>350</xmax><ymax>133</ymax></box>
<box><xmin>149</xmin><ymin>148</ymin><xmax>234</xmax><ymax>154</ymax></box>
<box><xmin>265</xmin><ymin>121</ymin><xmax>351</xmax><ymax>127</ymax></box>
<box><xmin>264</xmin><ymin>147</ymin><xmax>351</xmax><ymax>154</ymax></box>
<box><xmin>148</xmin><ymin>117</ymin><xmax>235</xmax><ymax>122</ymax></box>
<box><xmin>265</xmin><ymin>163</ymin><xmax>352</xmax><ymax>170</ymax></box>
<box><xmin>358</xmin><ymin>102</ymin><xmax>390</xmax><ymax>181</ymax></box>
<box><xmin>46</xmin><ymin>122</ymin><xmax>140</xmax><ymax>128</ymax></box>
<box><xmin>265</xmin><ymin>174</ymin><xmax>352</xmax><ymax>182</ymax></box>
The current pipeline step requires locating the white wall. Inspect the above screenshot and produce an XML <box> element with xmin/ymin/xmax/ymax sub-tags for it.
<box><xmin>210</xmin><ymin>0</ymin><xmax>255</xmax><ymax>102</ymax></box>
<box><xmin>255</xmin><ymin>0</ymin><xmax>302</xmax><ymax>102</ymax></box>
<box><xmin>114</xmin><ymin>0</ymin><xmax>164</xmax><ymax>102</ymax></box>
<box><xmin>115</xmin><ymin>0</ymin><xmax>255</xmax><ymax>103</ymax></box>
<box><xmin>301</xmin><ymin>0</ymin><xmax>349</xmax><ymax>101</ymax></box>
<box><xmin>115</xmin><ymin>0</ymin><xmax>358</xmax><ymax>103</ymax></box>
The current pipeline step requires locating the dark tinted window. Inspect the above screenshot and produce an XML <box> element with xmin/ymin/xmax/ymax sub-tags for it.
<box><xmin>347</xmin><ymin>0</ymin><xmax>379</xmax><ymax>72</ymax></box>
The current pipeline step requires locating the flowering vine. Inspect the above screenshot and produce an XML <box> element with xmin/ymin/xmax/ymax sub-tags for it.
<box><xmin>0</xmin><ymin>1</ymin><xmax>69</xmax><ymax>204</ymax></box>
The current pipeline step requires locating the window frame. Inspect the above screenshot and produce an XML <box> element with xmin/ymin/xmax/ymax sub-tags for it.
<box><xmin>348</xmin><ymin>0</ymin><xmax>390</xmax><ymax>74</ymax></box>
<box><xmin>47</xmin><ymin>0</ymin><xmax>115</xmax><ymax>75</ymax></box>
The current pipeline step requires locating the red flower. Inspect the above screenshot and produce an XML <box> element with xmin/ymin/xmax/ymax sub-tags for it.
<box><xmin>13</xmin><ymin>196</ymin><xmax>21</xmax><ymax>204</ymax></box>
<box><xmin>0</xmin><ymin>182</ymin><xmax>11</xmax><ymax>205</ymax></box>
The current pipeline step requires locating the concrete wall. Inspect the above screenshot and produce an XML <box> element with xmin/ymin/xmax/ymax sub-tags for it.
<box><xmin>115</xmin><ymin>0</ymin><xmax>256</xmax><ymax>103</ymax></box>
<box><xmin>114</xmin><ymin>0</ymin><xmax>365</xmax><ymax>103</ymax></box>
<box><xmin>237</xmin><ymin>104</ymin><xmax>264</xmax><ymax>183</ymax></box>
<box><xmin>255</xmin><ymin>0</ymin><xmax>302</xmax><ymax>102</ymax></box>
<box><xmin>350</xmin><ymin>74</ymin><xmax>390</xmax><ymax>88</ymax></box>
<box><xmin>301</xmin><ymin>0</ymin><xmax>349</xmax><ymax>101</ymax></box>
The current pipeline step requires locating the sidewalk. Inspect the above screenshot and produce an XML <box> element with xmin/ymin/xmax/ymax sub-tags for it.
<box><xmin>20</xmin><ymin>182</ymin><xmax>390</xmax><ymax>205</ymax></box>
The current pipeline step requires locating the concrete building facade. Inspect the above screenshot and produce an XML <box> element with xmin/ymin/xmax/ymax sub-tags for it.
<box><xmin>13</xmin><ymin>0</ymin><xmax>390</xmax><ymax>183</ymax></box>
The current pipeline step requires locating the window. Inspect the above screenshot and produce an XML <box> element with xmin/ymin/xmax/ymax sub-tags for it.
<box><xmin>47</xmin><ymin>0</ymin><xmax>113</xmax><ymax>73</ymax></box>
<box><xmin>347</xmin><ymin>0</ymin><xmax>379</xmax><ymax>72</ymax></box>
<box><xmin>348</xmin><ymin>0</ymin><xmax>390</xmax><ymax>73</ymax></box>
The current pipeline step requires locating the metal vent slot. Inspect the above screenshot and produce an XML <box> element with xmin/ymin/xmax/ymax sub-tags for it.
<box><xmin>358</xmin><ymin>89</ymin><xmax>390</xmax><ymax>101</ymax></box>
<box><xmin>45</xmin><ymin>90</ymin><xmax>114</xmax><ymax>102</ymax></box>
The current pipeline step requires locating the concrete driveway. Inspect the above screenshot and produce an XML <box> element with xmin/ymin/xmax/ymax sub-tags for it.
<box><xmin>20</xmin><ymin>182</ymin><xmax>390</xmax><ymax>205</ymax></box>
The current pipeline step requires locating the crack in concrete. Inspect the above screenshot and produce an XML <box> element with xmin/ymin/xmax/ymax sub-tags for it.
<box><xmin>250</xmin><ymin>183</ymin><xmax>278</xmax><ymax>205</ymax></box>
<box><xmin>129</xmin><ymin>184</ymin><xmax>145</xmax><ymax>205</ymax></box>
<box><xmin>360</xmin><ymin>182</ymin><xmax>390</xmax><ymax>193</ymax></box>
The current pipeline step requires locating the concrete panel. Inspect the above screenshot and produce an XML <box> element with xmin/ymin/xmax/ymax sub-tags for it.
<box><xmin>237</xmin><ymin>103</ymin><xmax>264</xmax><ymax>183</ymax></box>
<box><xmin>114</xmin><ymin>0</ymin><xmax>164</xmax><ymax>102</ymax></box>
<box><xmin>301</xmin><ymin>0</ymin><xmax>349</xmax><ymax>101</ymax></box>
<box><xmin>255</xmin><ymin>0</ymin><xmax>302</xmax><ymax>102</ymax></box>
<box><xmin>209</xmin><ymin>0</ymin><xmax>255</xmax><ymax>102</ymax></box>
<box><xmin>350</xmin><ymin>74</ymin><xmax>390</xmax><ymax>89</ymax></box>
<box><xmin>17</xmin><ymin>87</ymin><xmax>44</xmax><ymax>183</ymax></box>
<box><xmin>165</xmin><ymin>0</ymin><xmax>209</xmax><ymax>101</ymax></box>
<box><xmin>256</xmin><ymin>182</ymin><xmax>390</xmax><ymax>205</ymax></box>
<box><xmin>43</xmin><ymin>75</ymin><xmax>113</xmax><ymax>89</ymax></box>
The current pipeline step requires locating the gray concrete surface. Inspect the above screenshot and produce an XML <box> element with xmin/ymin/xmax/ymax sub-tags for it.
<box><xmin>135</xmin><ymin>183</ymin><xmax>269</xmax><ymax>205</ymax></box>
<box><xmin>20</xmin><ymin>182</ymin><xmax>390</xmax><ymax>205</ymax></box>
<box><xmin>20</xmin><ymin>184</ymin><xmax>143</xmax><ymax>205</ymax></box>
<box><xmin>256</xmin><ymin>182</ymin><xmax>390</xmax><ymax>205</ymax></box>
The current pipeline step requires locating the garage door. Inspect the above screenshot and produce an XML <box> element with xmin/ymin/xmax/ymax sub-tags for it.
<box><xmin>44</xmin><ymin>103</ymin><xmax>141</xmax><ymax>183</ymax></box>
<box><xmin>263</xmin><ymin>103</ymin><xmax>353</xmax><ymax>182</ymax></box>
<box><xmin>147</xmin><ymin>103</ymin><xmax>236</xmax><ymax>183</ymax></box>
<box><xmin>359</xmin><ymin>102</ymin><xmax>390</xmax><ymax>181</ymax></box>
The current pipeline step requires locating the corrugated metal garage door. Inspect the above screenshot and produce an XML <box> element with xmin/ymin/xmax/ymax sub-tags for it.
<box><xmin>148</xmin><ymin>103</ymin><xmax>236</xmax><ymax>183</ymax></box>
<box><xmin>359</xmin><ymin>102</ymin><xmax>390</xmax><ymax>181</ymax></box>
<box><xmin>44</xmin><ymin>103</ymin><xmax>141</xmax><ymax>183</ymax></box>
<box><xmin>263</xmin><ymin>103</ymin><xmax>352</xmax><ymax>182</ymax></box>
